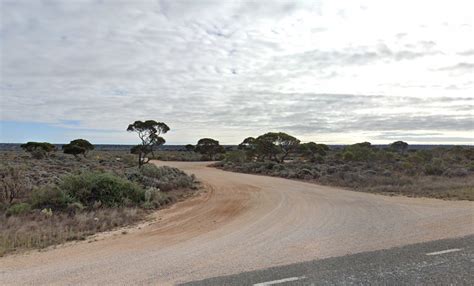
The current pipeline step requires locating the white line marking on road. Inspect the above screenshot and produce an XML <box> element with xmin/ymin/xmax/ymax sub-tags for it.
<box><xmin>426</xmin><ymin>248</ymin><xmax>462</xmax><ymax>256</ymax></box>
<box><xmin>254</xmin><ymin>276</ymin><xmax>306</xmax><ymax>286</ymax></box>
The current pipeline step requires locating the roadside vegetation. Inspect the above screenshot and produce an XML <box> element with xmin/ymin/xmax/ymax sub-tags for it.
<box><xmin>212</xmin><ymin>133</ymin><xmax>474</xmax><ymax>201</ymax></box>
<box><xmin>2</xmin><ymin>121</ymin><xmax>473</xmax><ymax>255</ymax></box>
<box><xmin>153</xmin><ymin>137</ymin><xmax>227</xmax><ymax>161</ymax></box>
<box><xmin>0</xmin><ymin>121</ymin><xmax>198</xmax><ymax>256</ymax></box>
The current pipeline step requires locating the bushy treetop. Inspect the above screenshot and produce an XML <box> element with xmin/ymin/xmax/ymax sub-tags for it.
<box><xmin>21</xmin><ymin>142</ymin><xmax>56</xmax><ymax>153</ymax></box>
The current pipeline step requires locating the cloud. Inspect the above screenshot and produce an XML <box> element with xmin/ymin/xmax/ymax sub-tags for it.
<box><xmin>458</xmin><ymin>49</ymin><xmax>474</xmax><ymax>56</ymax></box>
<box><xmin>1</xmin><ymin>0</ymin><xmax>473</xmax><ymax>144</ymax></box>
<box><xmin>436</xmin><ymin>63</ymin><xmax>474</xmax><ymax>72</ymax></box>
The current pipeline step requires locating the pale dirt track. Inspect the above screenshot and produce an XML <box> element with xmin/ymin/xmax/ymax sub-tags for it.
<box><xmin>1</xmin><ymin>161</ymin><xmax>473</xmax><ymax>285</ymax></box>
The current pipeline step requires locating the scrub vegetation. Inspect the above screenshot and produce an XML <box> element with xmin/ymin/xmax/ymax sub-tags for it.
<box><xmin>0</xmin><ymin>120</ymin><xmax>198</xmax><ymax>256</ymax></box>
<box><xmin>2</xmin><ymin>120</ymin><xmax>473</xmax><ymax>256</ymax></box>
<box><xmin>213</xmin><ymin>133</ymin><xmax>474</xmax><ymax>201</ymax></box>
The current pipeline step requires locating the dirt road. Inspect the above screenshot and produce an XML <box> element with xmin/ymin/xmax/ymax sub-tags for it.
<box><xmin>1</xmin><ymin>161</ymin><xmax>473</xmax><ymax>285</ymax></box>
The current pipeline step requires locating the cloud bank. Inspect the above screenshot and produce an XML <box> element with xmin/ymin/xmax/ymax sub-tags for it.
<box><xmin>1</xmin><ymin>0</ymin><xmax>473</xmax><ymax>144</ymax></box>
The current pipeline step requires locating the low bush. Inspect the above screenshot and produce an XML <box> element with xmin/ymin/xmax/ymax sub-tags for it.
<box><xmin>153</xmin><ymin>151</ymin><xmax>205</xmax><ymax>161</ymax></box>
<box><xmin>126</xmin><ymin>164</ymin><xmax>196</xmax><ymax>192</ymax></box>
<box><xmin>6</xmin><ymin>203</ymin><xmax>31</xmax><ymax>216</ymax></box>
<box><xmin>30</xmin><ymin>185</ymin><xmax>73</xmax><ymax>210</ymax></box>
<box><xmin>216</xmin><ymin>147</ymin><xmax>474</xmax><ymax>201</ymax></box>
<box><xmin>0</xmin><ymin>150</ymin><xmax>201</xmax><ymax>256</ymax></box>
<box><xmin>142</xmin><ymin>187</ymin><xmax>173</xmax><ymax>209</ymax></box>
<box><xmin>424</xmin><ymin>163</ymin><xmax>444</xmax><ymax>176</ymax></box>
<box><xmin>224</xmin><ymin>150</ymin><xmax>247</xmax><ymax>163</ymax></box>
<box><xmin>59</xmin><ymin>172</ymin><xmax>146</xmax><ymax>208</ymax></box>
<box><xmin>0</xmin><ymin>165</ymin><xmax>32</xmax><ymax>205</ymax></box>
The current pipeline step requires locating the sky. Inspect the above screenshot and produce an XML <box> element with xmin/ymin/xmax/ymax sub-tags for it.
<box><xmin>0</xmin><ymin>0</ymin><xmax>473</xmax><ymax>145</ymax></box>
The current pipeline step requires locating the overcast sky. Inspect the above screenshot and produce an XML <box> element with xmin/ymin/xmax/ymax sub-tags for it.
<box><xmin>1</xmin><ymin>0</ymin><xmax>473</xmax><ymax>144</ymax></box>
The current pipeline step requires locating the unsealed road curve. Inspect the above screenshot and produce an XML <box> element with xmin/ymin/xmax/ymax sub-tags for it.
<box><xmin>1</xmin><ymin>161</ymin><xmax>472</xmax><ymax>285</ymax></box>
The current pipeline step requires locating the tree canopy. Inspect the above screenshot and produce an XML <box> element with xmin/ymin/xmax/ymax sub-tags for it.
<box><xmin>256</xmin><ymin>132</ymin><xmax>300</xmax><ymax>163</ymax></box>
<box><xmin>298</xmin><ymin>142</ymin><xmax>329</xmax><ymax>162</ymax></box>
<box><xmin>390</xmin><ymin>141</ymin><xmax>409</xmax><ymax>155</ymax></box>
<box><xmin>21</xmin><ymin>142</ymin><xmax>56</xmax><ymax>158</ymax></box>
<box><xmin>195</xmin><ymin>138</ymin><xmax>225</xmax><ymax>160</ymax></box>
<box><xmin>185</xmin><ymin>144</ymin><xmax>195</xmax><ymax>152</ymax></box>
<box><xmin>62</xmin><ymin>139</ymin><xmax>94</xmax><ymax>158</ymax></box>
<box><xmin>238</xmin><ymin>132</ymin><xmax>300</xmax><ymax>163</ymax></box>
<box><xmin>343</xmin><ymin>142</ymin><xmax>375</xmax><ymax>161</ymax></box>
<box><xmin>21</xmin><ymin>142</ymin><xmax>56</xmax><ymax>153</ymax></box>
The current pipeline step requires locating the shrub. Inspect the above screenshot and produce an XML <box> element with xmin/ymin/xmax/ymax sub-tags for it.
<box><xmin>343</xmin><ymin>143</ymin><xmax>375</xmax><ymax>161</ymax></box>
<box><xmin>31</xmin><ymin>149</ymin><xmax>46</xmax><ymax>159</ymax></box>
<box><xmin>127</xmin><ymin>164</ymin><xmax>196</xmax><ymax>192</ymax></box>
<box><xmin>62</xmin><ymin>139</ymin><xmax>94</xmax><ymax>158</ymax></box>
<box><xmin>30</xmin><ymin>186</ymin><xmax>72</xmax><ymax>210</ymax></box>
<box><xmin>6</xmin><ymin>203</ymin><xmax>31</xmax><ymax>216</ymax></box>
<box><xmin>342</xmin><ymin>151</ymin><xmax>355</xmax><ymax>161</ymax></box>
<box><xmin>20</xmin><ymin>142</ymin><xmax>56</xmax><ymax>158</ymax></box>
<box><xmin>66</xmin><ymin>202</ymin><xmax>85</xmax><ymax>215</ymax></box>
<box><xmin>467</xmin><ymin>162</ymin><xmax>474</xmax><ymax>172</ymax></box>
<box><xmin>424</xmin><ymin>158</ymin><xmax>445</xmax><ymax>176</ymax></box>
<box><xmin>225</xmin><ymin>150</ymin><xmax>247</xmax><ymax>163</ymax></box>
<box><xmin>59</xmin><ymin>172</ymin><xmax>145</xmax><ymax>207</ymax></box>
<box><xmin>0</xmin><ymin>166</ymin><xmax>31</xmax><ymax>205</ymax></box>
<box><xmin>142</xmin><ymin>187</ymin><xmax>173</xmax><ymax>209</ymax></box>
<box><xmin>443</xmin><ymin>168</ymin><xmax>468</xmax><ymax>177</ymax></box>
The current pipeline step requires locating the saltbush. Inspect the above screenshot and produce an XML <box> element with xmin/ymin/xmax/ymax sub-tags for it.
<box><xmin>126</xmin><ymin>164</ymin><xmax>196</xmax><ymax>192</ymax></box>
<box><xmin>142</xmin><ymin>187</ymin><xmax>173</xmax><ymax>209</ymax></box>
<box><xmin>30</xmin><ymin>186</ymin><xmax>72</xmax><ymax>210</ymax></box>
<box><xmin>6</xmin><ymin>202</ymin><xmax>31</xmax><ymax>216</ymax></box>
<box><xmin>59</xmin><ymin>172</ymin><xmax>145</xmax><ymax>207</ymax></box>
<box><xmin>424</xmin><ymin>158</ymin><xmax>445</xmax><ymax>176</ymax></box>
<box><xmin>224</xmin><ymin>150</ymin><xmax>247</xmax><ymax>163</ymax></box>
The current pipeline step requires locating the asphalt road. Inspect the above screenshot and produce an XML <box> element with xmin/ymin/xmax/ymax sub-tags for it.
<box><xmin>183</xmin><ymin>235</ymin><xmax>474</xmax><ymax>285</ymax></box>
<box><xmin>0</xmin><ymin>161</ymin><xmax>472</xmax><ymax>285</ymax></box>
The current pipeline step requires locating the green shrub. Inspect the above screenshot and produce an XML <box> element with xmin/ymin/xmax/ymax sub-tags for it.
<box><xmin>0</xmin><ymin>165</ymin><xmax>32</xmax><ymax>205</ymax></box>
<box><xmin>59</xmin><ymin>172</ymin><xmax>145</xmax><ymax>207</ymax></box>
<box><xmin>224</xmin><ymin>150</ymin><xmax>247</xmax><ymax>163</ymax></box>
<box><xmin>467</xmin><ymin>162</ymin><xmax>474</xmax><ymax>172</ymax></box>
<box><xmin>424</xmin><ymin>158</ymin><xmax>445</xmax><ymax>176</ymax></box>
<box><xmin>342</xmin><ymin>151</ymin><xmax>354</xmax><ymax>161</ymax></box>
<box><xmin>127</xmin><ymin>164</ymin><xmax>196</xmax><ymax>191</ymax></box>
<box><xmin>141</xmin><ymin>187</ymin><xmax>173</xmax><ymax>209</ymax></box>
<box><xmin>20</xmin><ymin>142</ymin><xmax>56</xmax><ymax>158</ymax></box>
<box><xmin>30</xmin><ymin>186</ymin><xmax>72</xmax><ymax>210</ymax></box>
<box><xmin>6</xmin><ymin>203</ymin><xmax>31</xmax><ymax>216</ymax></box>
<box><xmin>66</xmin><ymin>202</ymin><xmax>85</xmax><ymax>215</ymax></box>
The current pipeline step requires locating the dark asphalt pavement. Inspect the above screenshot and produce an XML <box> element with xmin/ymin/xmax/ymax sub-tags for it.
<box><xmin>181</xmin><ymin>235</ymin><xmax>474</xmax><ymax>285</ymax></box>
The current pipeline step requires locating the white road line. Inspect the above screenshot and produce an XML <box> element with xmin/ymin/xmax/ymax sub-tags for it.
<box><xmin>426</xmin><ymin>248</ymin><xmax>462</xmax><ymax>256</ymax></box>
<box><xmin>253</xmin><ymin>276</ymin><xmax>306</xmax><ymax>286</ymax></box>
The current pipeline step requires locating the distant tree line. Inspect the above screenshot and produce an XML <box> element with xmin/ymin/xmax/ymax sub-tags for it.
<box><xmin>21</xmin><ymin>139</ymin><xmax>94</xmax><ymax>159</ymax></box>
<box><xmin>20</xmin><ymin>119</ymin><xmax>412</xmax><ymax>168</ymax></box>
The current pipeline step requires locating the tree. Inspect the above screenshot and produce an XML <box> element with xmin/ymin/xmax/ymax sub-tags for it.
<box><xmin>298</xmin><ymin>142</ymin><xmax>329</xmax><ymax>162</ymax></box>
<box><xmin>256</xmin><ymin>132</ymin><xmax>300</xmax><ymax>163</ymax></box>
<box><xmin>195</xmin><ymin>138</ymin><xmax>225</xmax><ymax>160</ymax></box>
<box><xmin>344</xmin><ymin>142</ymin><xmax>375</xmax><ymax>161</ymax></box>
<box><xmin>390</xmin><ymin>141</ymin><xmax>409</xmax><ymax>155</ymax></box>
<box><xmin>70</xmin><ymin>139</ymin><xmax>94</xmax><ymax>154</ymax></box>
<box><xmin>62</xmin><ymin>139</ymin><xmax>94</xmax><ymax>158</ymax></box>
<box><xmin>127</xmin><ymin>120</ymin><xmax>169</xmax><ymax>167</ymax></box>
<box><xmin>238</xmin><ymin>137</ymin><xmax>258</xmax><ymax>161</ymax></box>
<box><xmin>62</xmin><ymin>144</ymin><xmax>86</xmax><ymax>158</ymax></box>
<box><xmin>185</xmin><ymin>144</ymin><xmax>195</xmax><ymax>152</ymax></box>
<box><xmin>21</xmin><ymin>142</ymin><xmax>56</xmax><ymax>158</ymax></box>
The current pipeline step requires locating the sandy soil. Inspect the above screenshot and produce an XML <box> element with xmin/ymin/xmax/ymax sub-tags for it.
<box><xmin>1</xmin><ymin>161</ymin><xmax>473</xmax><ymax>285</ymax></box>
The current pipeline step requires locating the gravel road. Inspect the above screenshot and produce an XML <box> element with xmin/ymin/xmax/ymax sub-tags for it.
<box><xmin>1</xmin><ymin>161</ymin><xmax>472</xmax><ymax>285</ymax></box>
